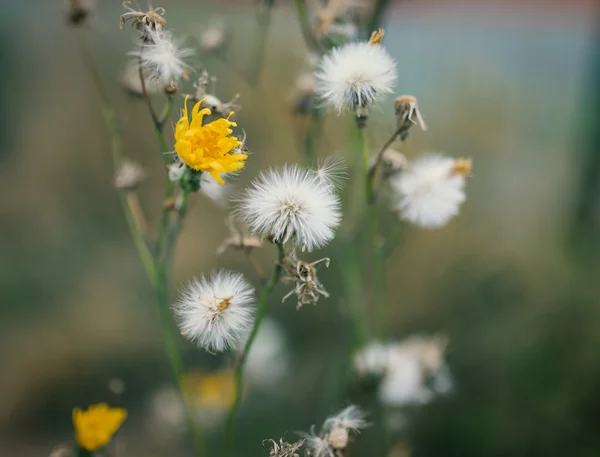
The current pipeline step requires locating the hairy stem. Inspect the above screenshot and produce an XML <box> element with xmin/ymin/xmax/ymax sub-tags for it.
<box><xmin>224</xmin><ymin>242</ymin><xmax>285</xmax><ymax>457</ymax></box>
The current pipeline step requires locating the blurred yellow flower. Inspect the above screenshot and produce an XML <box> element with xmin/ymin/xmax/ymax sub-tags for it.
<box><xmin>72</xmin><ymin>403</ymin><xmax>127</xmax><ymax>451</ymax></box>
<box><xmin>174</xmin><ymin>95</ymin><xmax>247</xmax><ymax>184</ymax></box>
<box><xmin>182</xmin><ymin>369</ymin><xmax>236</xmax><ymax>409</ymax></box>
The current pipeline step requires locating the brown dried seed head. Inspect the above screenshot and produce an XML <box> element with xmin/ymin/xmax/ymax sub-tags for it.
<box><xmin>369</xmin><ymin>28</ymin><xmax>385</xmax><ymax>45</ymax></box>
<box><xmin>450</xmin><ymin>158</ymin><xmax>472</xmax><ymax>177</ymax></box>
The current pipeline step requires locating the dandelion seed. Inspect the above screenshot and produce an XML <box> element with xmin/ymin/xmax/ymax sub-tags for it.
<box><xmin>315</xmin><ymin>35</ymin><xmax>396</xmax><ymax>114</ymax></box>
<box><xmin>174</xmin><ymin>95</ymin><xmax>247</xmax><ymax>184</ymax></box>
<box><xmin>389</xmin><ymin>154</ymin><xmax>471</xmax><ymax>229</ymax></box>
<box><xmin>173</xmin><ymin>270</ymin><xmax>256</xmax><ymax>352</ymax></box>
<box><xmin>237</xmin><ymin>164</ymin><xmax>341</xmax><ymax>251</ymax></box>
<box><xmin>131</xmin><ymin>29</ymin><xmax>194</xmax><ymax>83</ymax></box>
<box><xmin>72</xmin><ymin>403</ymin><xmax>127</xmax><ymax>451</ymax></box>
<box><xmin>314</xmin><ymin>156</ymin><xmax>347</xmax><ymax>191</ymax></box>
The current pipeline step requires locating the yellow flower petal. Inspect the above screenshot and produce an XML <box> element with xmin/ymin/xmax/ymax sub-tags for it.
<box><xmin>72</xmin><ymin>403</ymin><xmax>127</xmax><ymax>451</ymax></box>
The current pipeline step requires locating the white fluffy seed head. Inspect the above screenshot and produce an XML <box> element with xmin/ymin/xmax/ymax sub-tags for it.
<box><xmin>173</xmin><ymin>270</ymin><xmax>256</xmax><ymax>352</ymax></box>
<box><xmin>131</xmin><ymin>29</ymin><xmax>194</xmax><ymax>83</ymax></box>
<box><xmin>237</xmin><ymin>164</ymin><xmax>342</xmax><ymax>252</ymax></box>
<box><xmin>390</xmin><ymin>154</ymin><xmax>468</xmax><ymax>228</ymax></box>
<box><xmin>315</xmin><ymin>42</ymin><xmax>396</xmax><ymax>113</ymax></box>
<box><xmin>200</xmin><ymin>173</ymin><xmax>230</xmax><ymax>207</ymax></box>
<box><xmin>323</xmin><ymin>405</ymin><xmax>368</xmax><ymax>434</ymax></box>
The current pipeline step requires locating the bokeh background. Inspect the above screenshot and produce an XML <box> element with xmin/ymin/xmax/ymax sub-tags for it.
<box><xmin>2</xmin><ymin>0</ymin><xmax>600</xmax><ymax>456</ymax></box>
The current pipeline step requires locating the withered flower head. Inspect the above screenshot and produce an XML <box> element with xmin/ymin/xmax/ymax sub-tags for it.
<box><xmin>394</xmin><ymin>95</ymin><xmax>427</xmax><ymax>141</ymax></box>
<box><xmin>120</xmin><ymin>1</ymin><xmax>166</xmax><ymax>33</ymax></box>
<box><xmin>192</xmin><ymin>71</ymin><xmax>242</xmax><ymax>118</ymax></box>
<box><xmin>265</xmin><ymin>438</ymin><xmax>305</xmax><ymax>457</ymax></box>
<box><xmin>281</xmin><ymin>251</ymin><xmax>330</xmax><ymax>310</ymax></box>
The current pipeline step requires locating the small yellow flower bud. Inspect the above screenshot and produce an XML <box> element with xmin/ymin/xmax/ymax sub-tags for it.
<box><xmin>72</xmin><ymin>404</ymin><xmax>126</xmax><ymax>451</ymax></box>
<box><xmin>369</xmin><ymin>28</ymin><xmax>385</xmax><ymax>45</ymax></box>
<box><xmin>450</xmin><ymin>158</ymin><xmax>472</xmax><ymax>177</ymax></box>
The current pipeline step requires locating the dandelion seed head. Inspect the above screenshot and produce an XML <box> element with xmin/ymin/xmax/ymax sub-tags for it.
<box><xmin>237</xmin><ymin>164</ymin><xmax>342</xmax><ymax>251</ymax></box>
<box><xmin>173</xmin><ymin>270</ymin><xmax>256</xmax><ymax>352</ymax></box>
<box><xmin>131</xmin><ymin>29</ymin><xmax>194</xmax><ymax>83</ymax></box>
<box><xmin>298</xmin><ymin>429</ymin><xmax>334</xmax><ymax>457</ymax></box>
<box><xmin>390</xmin><ymin>154</ymin><xmax>469</xmax><ymax>229</ymax></box>
<box><xmin>315</xmin><ymin>41</ymin><xmax>396</xmax><ymax>113</ymax></box>
<box><xmin>200</xmin><ymin>172</ymin><xmax>231</xmax><ymax>207</ymax></box>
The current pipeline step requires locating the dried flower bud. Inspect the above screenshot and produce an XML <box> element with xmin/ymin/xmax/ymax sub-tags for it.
<box><xmin>450</xmin><ymin>158</ymin><xmax>472</xmax><ymax>177</ymax></box>
<box><xmin>369</xmin><ymin>28</ymin><xmax>385</xmax><ymax>45</ymax></box>
<box><xmin>67</xmin><ymin>0</ymin><xmax>93</xmax><ymax>26</ymax></box>
<box><xmin>192</xmin><ymin>72</ymin><xmax>241</xmax><ymax>118</ymax></box>
<box><xmin>328</xmin><ymin>427</ymin><xmax>349</xmax><ymax>450</ymax></box>
<box><xmin>115</xmin><ymin>159</ymin><xmax>146</xmax><ymax>190</ymax></box>
<box><xmin>394</xmin><ymin>95</ymin><xmax>427</xmax><ymax>141</ymax></box>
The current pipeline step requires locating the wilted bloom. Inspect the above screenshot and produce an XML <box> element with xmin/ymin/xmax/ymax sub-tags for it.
<box><xmin>315</xmin><ymin>31</ymin><xmax>396</xmax><ymax>114</ymax></box>
<box><xmin>298</xmin><ymin>428</ymin><xmax>333</xmax><ymax>457</ymax></box>
<box><xmin>323</xmin><ymin>406</ymin><xmax>368</xmax><ymax>445</ymax></box>
<box><xmin>174</xmin><ymin>95</ymin><xmax>247</xmax><ymax>184</ymax></box>
<box><xmin>192</xmin><ymin>71</ymin><xmax>242</xmax><ymax>118</ymax></box>
<box><xmin>281</xmin><ymin>253</ymin><xmax>330</xmax><ymax>309</ymax></box>
<box><xmin>237</xmin><ymin>164</ymin><xmax>342</xmax><ymax>251</ymax></box>
<box><xmin>389</xmin><ymin>154</ymin><xmax>471</xmax><ymax>228</ymax></box>
<box><xmin>131</xmin><ymin>29</ymin><xmax>194</xmax><ymax>83</ymax></box>
<box><xmin>173</xmin><ymin>270</ymin><xmax>256</xmax><ymax>352</ymax></box>
<box><xmin>72</xmin><ymin>403</ymin><xmax>127</xmax><ymax>451</ymax></box>
<box><xmin>266</xmin><ymin>438</ymin><xmax>305</xmax><ymax>457</ymax></box>
<box><xmin>120</xmin><ymin>1</ymin><xmax>166</xmax><ymax>34</ymax></box>
<box><xmin>394</xmin><ymin>95</ymin><xmax>427</xmax><ymax>141</ymax></box>
<box><xmin>114</xmin><ymin>159</ymin><xmax>146</xmax><ymax>190</ymax></box>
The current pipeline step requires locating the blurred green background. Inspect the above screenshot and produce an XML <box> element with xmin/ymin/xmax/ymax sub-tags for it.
<box><xmin>2</xmin><ymin>0</ymin><xmax>600</xmax><ymax>456</ymax></box>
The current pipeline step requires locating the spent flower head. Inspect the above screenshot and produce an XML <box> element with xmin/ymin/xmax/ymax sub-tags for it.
<box><xmin>173</xmin><ymin>270</ymin><xmax>256</xmax><ymax>352</ymax></box>
<box><xmin>265</xmin><ymin>438</ymin><xmax>305</xmax><ymax>457</ymax></box>
<box><xmin>174</xmin><ymin>95</ymin><xmax>247</xmax><ymax>184</ymax></box>
<box><xmin>394</xmin><ymin>95</ymin><xmax>427</xmax><ymax>141</ymax></box>
<box><xmin>120</xmin><ymin>1</ymin><xmax>166</xmax><ymax>35</ymax></box>
<box><xmin>389</xmin><ymin>154</ymin><xmax>471</xmax><ymax>228</ymax></box>
<box><xmin>315</xmin><ymin>30</ymin><xmax>396</xmax><ymax>114</ymax></box>
<box><xmin>237</xmin><ymin>164</ymin><xmax>342</xmax><ymax>252</ymax></box>
<box><xmin>72</xmin><ymin>403</ymin><xmax>127</xmax><ymax>451</ymax></box>
<box><xmin>323</xmin><ymin>405</ymin><xmax>368</xmax><ymax>434</ymax></box>
<box><xmin>281</xmin><ymin>251</ymin><xmax>330</xmax><ymax>309</ymax></box>
<box><xmin>217</xmin><ymin>216</ymin><xmax>263</xmax><ymax>256</ymax></box>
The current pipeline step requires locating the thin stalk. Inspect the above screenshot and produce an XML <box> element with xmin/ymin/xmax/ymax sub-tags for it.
<box><xmin>367</xmin><ymin>126</ymin><xmax>402</xmax><ymax>202</ymax></box>
<box><xmin>356</xmin><ymin>122</ymin><xmax>386</xmax><ymax>339</ymax></box>
<box><xmin>224</xmin><ymin>242</ymin><xmax>285</xmax><ymax>457</ymax></box>
<box><xmin>137</xmin><ymin>46</ymin><xmax>160</xmax><ymax>129</ymax></box>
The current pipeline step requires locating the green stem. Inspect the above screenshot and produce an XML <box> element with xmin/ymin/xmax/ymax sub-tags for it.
<box><xmin>357</xmin><ymin>123</ymin><xmax>386</xmax><ymax>339</ymax></box>
<box><xmin>303</xmin><ymin>110</ymin><xmax>324</xmax><ymax>164</ymax></box>
<box><xmin>74</xmin><ymin>28</ymin><xmax>204</xmax><ymax>457</ymax></box>
<box><xmin>224</xmin><ymin>243</ymin><xmax>285</xmax><ymax>457</ymax></box>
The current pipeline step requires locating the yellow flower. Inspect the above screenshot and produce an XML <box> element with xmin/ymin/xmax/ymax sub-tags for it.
<box><xmin>72</xmin><ymin>403</ymin><xmax>127</xmax><ymax>451</ymax></box>
<box><xmin>174</xmin><ymin>95</ymin><xmax>247</xmax><ymax>184</ymax></box>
